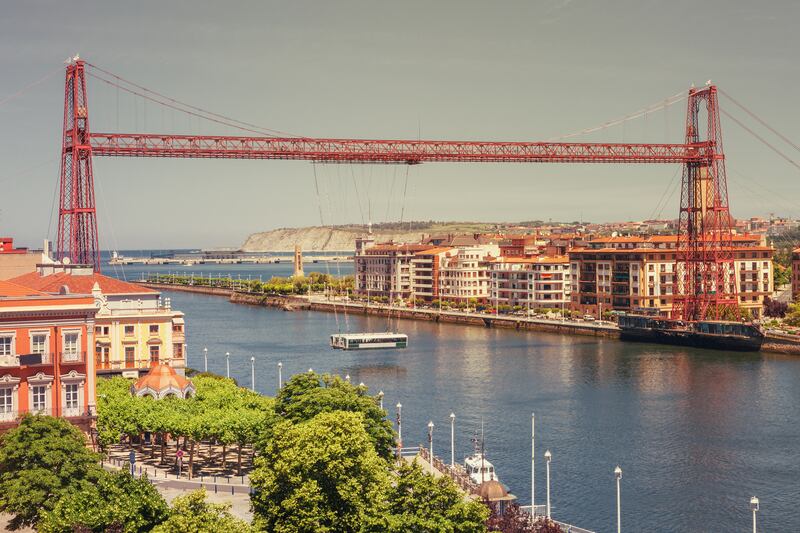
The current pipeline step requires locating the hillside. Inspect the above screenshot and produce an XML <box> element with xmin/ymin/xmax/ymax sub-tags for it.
<box><xmin>239</xmin><ymin>222</ymin><xmax>506</xmax><ymax>252</ymax></box>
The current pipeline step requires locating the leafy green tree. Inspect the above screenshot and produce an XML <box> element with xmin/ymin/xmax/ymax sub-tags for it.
<box><xmin>0</xmin><ymin>415</ymin><xmax>103</xmax><ymax>529</ymax></box>
<box><xmin>275</xmin><ymin>372</ymin><xmax>394</xmax><ymax>460</ymax></box>
<box><xmin>152</xmin><ymin>489</ymin><xmax>250</xmax><ymax>533</ymax></box>
<box><xmin>38</xmin><ymin>471</ymin><xmax>169</xmax><ymax>533</ymax></box>
<box><xmin>250</xmin><ymin>411</ymin><xmax>389</xmax><ymax>533</ymax></box>
<box><xmin>375</xmin><ymin>462</ymin><xmax>488</xmax><ymax>533</ymax></box>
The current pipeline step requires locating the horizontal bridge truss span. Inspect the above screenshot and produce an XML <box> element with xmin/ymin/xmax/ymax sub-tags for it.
<box><xmin>88</xmin><ymin>133</ymin><xmax>713</xmax><ymax>164</ymax></box>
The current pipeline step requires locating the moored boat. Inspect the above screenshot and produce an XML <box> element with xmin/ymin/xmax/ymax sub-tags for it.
<box><xmin>619</xmin><ymin>314</ymin><xmax>764</xmax><ymax>352</ymax></box>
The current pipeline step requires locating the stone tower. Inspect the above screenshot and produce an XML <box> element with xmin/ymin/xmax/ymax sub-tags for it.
<box><xmin>292</xmin><ymin>244</ymin><xmax>304</xmax><ymax>278</ymax></box>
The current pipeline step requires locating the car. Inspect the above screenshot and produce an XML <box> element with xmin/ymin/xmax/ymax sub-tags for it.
<box><xmin>582</xmin><ymin>314</ymin><xmax>596</xmax><ymax>322</ymax></box>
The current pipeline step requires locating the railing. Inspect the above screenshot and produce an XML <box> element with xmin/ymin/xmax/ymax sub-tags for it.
<box><xmin>519</xmin><ymin>506</ymin><xmax>596</xmax><ymax>533</ymax></box>
<box><xmin>417</xmin><ymin>445</ymin><xmax>479</xmax><ymax>495</ymax></box>
<box><xmin>60</xmin><ymin>351</ymin><xmax>87</xmax><ymax>364</ymax></box>
<box><xmin>0</xmin><ymin>352</ymin><xmax>54</xmax><ymax>367</ymax></box>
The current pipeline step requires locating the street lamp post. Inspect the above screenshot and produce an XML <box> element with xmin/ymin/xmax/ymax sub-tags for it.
<box><xmin>396</xmin><ymin>403</ymin><xmax>402</xmax><ymax>447</ymax></box>
<box><xmin>203</xmin><ymin>347</ymin><xmax>208</xmax><ymax>372</ymax></box>
<box><xmin>427</xmin><ymin>421</ymin><xmax>435</xmax><ymax>474</ymax></box>
<box><xmin>377</xmin><ymin>390</ymin><xmax>384</xmax><ymax>411</ymax></box>
<box><xmin>531</xmin><ymin>413</ymin><xmax>535</xmax><ymax>518</ymax></box>
<box><xmin>615</xmin><ymin>466</ymin><xmax>623</xmax><ymax>533</ymax></box>
<box><xmin>278</xmin><ymin>362</ymin><xmax>283</xmax><ymax>390</ymax></box>
<box><xmin>449</xmin><ymin>412</ymin><xmax>456</xmax><ymax>467</ymax></box>
<box><xmin>225</xmin><ymin>352</ymin><xmax>230</xmax><ymax>378</ymax></box>
<box><xmin>250</xmin><ymin>356</ymin><xmax>255</xmax><ymax>391</ymax></box>
<box><xmin>750</xmin><ymin>496</ymin><xmax>759</xmax><ymax>533</ymax></box>
<box><xmin>544</xmin><ymin>450</ymin><xmax>552</xmax><ymax>519</ymax></box>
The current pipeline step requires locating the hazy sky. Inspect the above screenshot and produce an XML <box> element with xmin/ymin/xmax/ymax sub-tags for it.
<box><xmin>2</xmin><ymin>0</ymin><xmax>799</xmax><ymax>249</ymax></box>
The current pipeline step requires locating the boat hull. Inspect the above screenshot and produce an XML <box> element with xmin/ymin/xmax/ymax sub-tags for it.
<box><xmin>620</xmin><ymin>327</ymin><xmax>763</xmax><ymax>352</ymax></box>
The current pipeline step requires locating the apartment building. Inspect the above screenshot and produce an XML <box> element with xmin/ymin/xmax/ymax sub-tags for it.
<box><xmin>489</xmin><ymin>256</ymin><xmax>571</xmax><ymax>309</ymax></box>
<box><xmin>354</xmin><ymin>242</ymin><xmax>436</xmax><ymax>301</ymax></box>
<box><xmin>438</xmin><ymin>245</ymin><xmax>500</xmax><ymax>303</ymax></box>
<box><xmin>792</xmin><ymin>248</ymin><xmax>800</xmax><ymax>301</ymax></box>
<box><xmin>570</xmin><ymin>235</ymin><xmax>774</xmax><ymax>318</ymax></box>
<box><xmin>409</xmin><ymin>247</ymin><xmax>452</xmax><ymax>302</ymax></box>
<box><xmin>11</xmin><ymin>266</ymin><xmax>186</xmax><ymax>376</ymax></box>
<box><xmin>0</xmin><ymin>280</ymin><xmax>97</xmax><ymax>432</ymax></box>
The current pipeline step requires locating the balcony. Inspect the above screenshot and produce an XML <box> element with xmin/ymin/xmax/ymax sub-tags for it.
<box><xmin>0</xmin><ymin>352</ymin><xmax>54</xmax><ymax>367</ymax></box>
<box><xmin>60</xmin><ymin>351</ymin><xmax>86</xmax><ymax>364</ymax></box>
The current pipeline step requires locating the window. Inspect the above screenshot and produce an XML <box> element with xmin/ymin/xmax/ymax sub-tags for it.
<box><xmin>149</xmin><ymin>345</ymin><xmax>160</xmax><ymax>363</ymax></box>
<box><xmin>124</xmin><ymin>325</ymin><xmax>135</xmax><ymax>336</ymax></box>
<box><xmin>0</xmin><ymin>336</ymin><xmax>13</xmax><ymax>356</ymax></box>
<box><xmin>32</xmin><ymin>386</ymin><xmax>47</xmax><ymax>413</ymax></box>
<box><xmin>31</xmin><ymin>334</ymin><xmax>47</xmax><ymax>355</ymax></box>
<box><xmin>0</xmin><ymin>388</ymin><xmax>12</xmax><ymax>415</ymax></box>
<box><xmin>64</xmin><ymin>383</ymin><xmax>79</xmax><ymax>414</ymax></box>
<box><xmin>149</xmin><ymin>324</ymin><xmax>159</xmax><ymax>335</ymax></box>
<box><xmin>125</xmin><ymin>346</ymin><xmax>135</xmax><ymax>367</ymax></box>
<box><xmin>173</xmin><ymin>343</ymin><xmax>183</xmax><ymax>357</ymax></box>
<box><xmin>63</xmin><ymin>333</ymin><xmax>79</xmax><ymax>361</ymax></box>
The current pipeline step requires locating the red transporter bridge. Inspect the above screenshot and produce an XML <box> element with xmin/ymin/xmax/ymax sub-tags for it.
<box><xmin>56</xmin><ymin>59</ymin><xmax>735</xmax><ymax>322</ymax></box>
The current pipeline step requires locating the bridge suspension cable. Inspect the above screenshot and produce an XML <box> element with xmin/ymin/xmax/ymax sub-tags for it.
<box><xmin>547</xmin><ymin>90</ymin><xmax>687</xmax><ymax>141</ymax></box>
<box><xmin>85</xmin><ymin>62</ymin><xmax>303</xmax><ymax>138</ymax></box>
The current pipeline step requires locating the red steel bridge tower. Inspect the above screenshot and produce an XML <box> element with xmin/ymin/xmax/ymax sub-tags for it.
<box><xmin>54</xmin><ymin>59</ymin><xmax>738</xmax><ymax>321</ymax></box>
<box><xmin>672</xmin><ymin>86</ymin><xmax>738</xmax><ymax>321</ymax></box>
<box><xmin>56</xmin><ymin>59</ymin><xmax>100</xmax><ymax>269</ymax></box>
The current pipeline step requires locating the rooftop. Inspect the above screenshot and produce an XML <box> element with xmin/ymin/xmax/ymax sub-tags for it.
<box><xmin>10</xmin><ymin>271</ymin><xmax>157</xmax><ymax>296</ymax></box>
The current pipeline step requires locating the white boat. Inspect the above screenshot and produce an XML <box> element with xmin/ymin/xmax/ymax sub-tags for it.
<box><xmin>464</xmin><ymin>450</ymin><xmax>500</xmax><ymax>486</ymax></box>
<box><xmin>329</xmin><ymin>332</ymin><xmax>408</xmax><ymax>350</ymax></box>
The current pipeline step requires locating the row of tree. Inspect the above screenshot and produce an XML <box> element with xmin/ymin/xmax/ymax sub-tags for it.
<box><xmin>97</xmin><ymin>374</ymin><xmax>277</xmax><ymax>476</ymax></box>
<box><xmin>0</xmin><ymin>415</ymin><xmax>250</xmax><ymax>531</ymax></box>
<box><xmin>147</xmin><ymin>272</ymin><xmax>354</xmax><ymax>295</ymax></box>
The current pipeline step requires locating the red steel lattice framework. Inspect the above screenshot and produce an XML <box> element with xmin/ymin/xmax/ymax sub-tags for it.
<box><xmin>56</xmin><ymin>60</ymin><xmax>100</xmax><ymax>269</ymax></box>
<box><xmin>672</xmin><ymin>86</ymin><xmax>738</xmax><ymax>321</ymax></box>
<box><xmin>56</xmin><ymin>59</ymin><xmax>737</xmax><ymax>321</ymax></box>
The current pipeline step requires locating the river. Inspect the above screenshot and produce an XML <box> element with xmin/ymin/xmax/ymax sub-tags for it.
<box><xmin>108</xmin><ymin>258</ymin><xmax>799</xmax><ymax>532</ymax></box>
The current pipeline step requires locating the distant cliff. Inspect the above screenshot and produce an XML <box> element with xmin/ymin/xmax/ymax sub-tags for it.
<box><xmin>239</xmin><ymin>222</ymin><xmax>500</xmax><ymax>252</ymax></box>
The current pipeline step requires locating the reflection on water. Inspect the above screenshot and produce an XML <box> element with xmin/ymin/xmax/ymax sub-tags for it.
<box><xmin>167</xmin><ymin>290</ymin><xmax>799</xmax><ymax>532</ymax></box>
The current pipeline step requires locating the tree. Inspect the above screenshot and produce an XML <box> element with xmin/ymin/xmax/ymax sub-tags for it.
<box><xmin>250</xmin><ymin>411</ymin><xmax>389</xmax><ymax>533</ymax></box>
<box><xmin>275</xmin><ymin>373</ymin><xmax>395</xmax><ymax>460</ymax></box>
<box><xmin>376</xmin><ymin>462</ymin><xmax>488</xmax><ymax>533</ymax></box>
<box><xmin>0</xmin><ymin>415</ymin><xmax>103</xmax><ymax>529</ymax></box>
<box><xmin>763</xmin><ymin>296</ymin><xmax>789</xmax><ymax>318</ymax></box>
<box><xmin>38</xmin><ymin>471</ymin><xmax>169</xmax><ymax>533</ymax></box>
<box><xmin>152</xmin><ymin>489</ymin><xmax>250</xmax><ymax>533</ymax></box>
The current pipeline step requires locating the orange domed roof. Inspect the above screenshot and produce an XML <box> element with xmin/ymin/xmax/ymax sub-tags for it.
<box><xmin>131</xmin><ymin>364</ymin><xmax>195</xmax><ymax>399</ymax></box>
<box><xmin>478</xmin><ymin>479</ymin><xmax>512</xmax><ymax>501</ymax></box>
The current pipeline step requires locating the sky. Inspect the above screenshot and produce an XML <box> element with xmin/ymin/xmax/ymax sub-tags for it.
<box><xmin>1</xmin><ymin>0</ymin><xmax>799</xmax><ymax>249</ymax></box>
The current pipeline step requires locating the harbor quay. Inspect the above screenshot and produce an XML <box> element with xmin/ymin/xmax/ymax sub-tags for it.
<box><xmin>138</xmin><ymin>278</ymin><xmax>800</xmax><ymax>355</ymax></box>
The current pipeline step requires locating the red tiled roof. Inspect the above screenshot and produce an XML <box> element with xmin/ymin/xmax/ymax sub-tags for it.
<box><xmin>413</xmin><ymin>247</ymin><xmax>453</xmax><ymax>256</ymax></box>
<box><xmin>9</xmin><ymin>271</ymin><xmax>156</xmax><ymax>295</ymax></box>
<box><xmin>0</xmin><ymin>280</ymin><xmax>48</xmax><ymax>298</ymax></box>
<box><xmin>132</xmin><ymin>364</ymin><xmax>193</xmax><ymax>394</ymax></box>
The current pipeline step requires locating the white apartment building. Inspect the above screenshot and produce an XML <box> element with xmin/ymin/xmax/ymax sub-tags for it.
<box><xmin>489</xmin><ymin>256</ymin><xmax>571</xmax><ymax>309</ymax></box>
<box><xmin>438</xmin><ymin>245</ymin><xmax>500</xmax><ymax>303</ymax></box>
